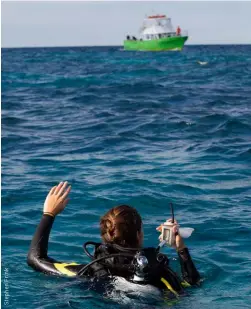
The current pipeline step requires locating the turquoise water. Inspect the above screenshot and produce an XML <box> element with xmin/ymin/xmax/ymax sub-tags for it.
<box><xmin>2</xmin><ymin>45</ymin><xmax>251</xmax><ymax>308</ymax></box>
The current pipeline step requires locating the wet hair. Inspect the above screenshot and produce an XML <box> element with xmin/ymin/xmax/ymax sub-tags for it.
<box><xmin>100</xmin><ymin>205</ymin><xmax>142</xmax><ymax>248</ymax></box>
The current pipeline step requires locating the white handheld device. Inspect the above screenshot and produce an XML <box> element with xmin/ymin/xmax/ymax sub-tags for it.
<box><xmin>161</xmin><ymin>223</ymin><xmax>176</xmax><ymax>246</ymax></box>
<box><xmin>159</xmin><ymin>203</ymin><xmax>176</xmax><ymax>246</ymax></box>
<box><xmin>159</xmin><ymin>203</ymin><xmax>194</xmax><ymax>248</ymax></box>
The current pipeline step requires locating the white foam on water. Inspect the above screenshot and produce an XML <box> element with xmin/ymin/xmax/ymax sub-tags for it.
<box><xmin>106</xmin><ymin>276</ymin><xmax>161</xmax><ymax>306</ymax></box>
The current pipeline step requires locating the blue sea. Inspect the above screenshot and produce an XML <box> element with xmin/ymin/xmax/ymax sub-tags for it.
<box><xmin>2</xmin><ymin>45</ymin><xmax>251</xmax><ymax>309</ymax></box>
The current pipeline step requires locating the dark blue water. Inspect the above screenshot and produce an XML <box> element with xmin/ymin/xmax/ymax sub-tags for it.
<box><xmin>2</xmin><ymin>45</ymin><xmax>251</xmax><ymax>309</ymax></box>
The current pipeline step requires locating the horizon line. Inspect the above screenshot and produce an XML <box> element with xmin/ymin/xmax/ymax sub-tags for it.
<box><xmin>2</xmin><ymin>43</ymin><xmax>251</xmax><ymax>49</ymax></box>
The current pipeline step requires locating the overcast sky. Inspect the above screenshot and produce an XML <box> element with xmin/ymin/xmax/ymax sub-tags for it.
<box><xmin>2</xmin><ymin>1</ymin><xmax>251</xmax><ymax>47</ymax></box>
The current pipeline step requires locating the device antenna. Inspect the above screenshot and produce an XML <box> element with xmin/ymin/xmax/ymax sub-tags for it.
<box><xmin>170</xmin><ymin>202</ymin><xmax>174</xmax><ymax>223</ymax></box>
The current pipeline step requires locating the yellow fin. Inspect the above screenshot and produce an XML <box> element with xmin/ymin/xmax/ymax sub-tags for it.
<box><xmin>181</xmin><ymin>280</ymin><xmax>191</xmax><ymax>287</ymax></box>
<box><xmin>161</xmin><ymin>277</ymin><xmax>179</xmax><ymax>297</ymax></box>
<box><xmin>54</xmin><ymin>262</ymin><xmax>79</xmax><ymax>277</ymax></box>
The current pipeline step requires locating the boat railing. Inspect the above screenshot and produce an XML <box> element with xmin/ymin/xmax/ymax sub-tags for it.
<box><xmin>126</xmin><ymin>30</ymin><xmax>188</xmax><ymax>41</ymax></box>
<box><xmin>159</xmin><ymin>32</ymin><xmax>186</xmax><ymax>38</ymax></box>
<box><xmin>161</xmin><ymin>31</ymin><xmax>188</xmax><ymax>38</ymax></box>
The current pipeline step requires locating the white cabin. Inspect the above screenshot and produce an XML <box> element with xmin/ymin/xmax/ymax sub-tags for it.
<box><xmin>139</xmin><ymin>15</ymin><xmax>182</xmax><ymax>41</ymax></box>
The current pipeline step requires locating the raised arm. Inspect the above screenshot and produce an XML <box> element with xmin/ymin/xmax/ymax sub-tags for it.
<box><xmin>177</xmin><ymin>247</ymin><xmax>200</xmax><ymax>286</ymax></box>
<box><xmin>157</xmin><ymin>219</ymin><xmax>200</xmax><ymax>286</ymax></box>
<box><xmin>27</xmin><ymin>182</ymin><xmax>84</xmax><ymax>277</ymax></box>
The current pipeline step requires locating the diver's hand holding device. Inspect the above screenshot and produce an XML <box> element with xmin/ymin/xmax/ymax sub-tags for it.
<box><xmin>159</xmin><ymin>203</ymin><xmax>176</xmax><ymax>247</ymax></box>
<box><xmin>158</xmin><ymin>203</ymin><xmax>194</xmax><ymax>248</ymax></box>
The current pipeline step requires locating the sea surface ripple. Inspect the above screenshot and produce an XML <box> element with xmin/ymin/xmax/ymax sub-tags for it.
<box><xmin>2</xmin><ymin>45</ymin><xmax>251</xmax><ymax>309</ymax></box>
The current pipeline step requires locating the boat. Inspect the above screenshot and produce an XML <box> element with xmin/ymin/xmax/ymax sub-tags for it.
<box><xmin>124</xmin><ymin>14</ymin><xmax>188</xmax><ymax>51</ymax></box>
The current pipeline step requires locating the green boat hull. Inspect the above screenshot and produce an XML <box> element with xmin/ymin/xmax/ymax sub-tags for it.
<box><xmin>124</xmin><ymin>36</ymin><xmax>188</xmax><ymax>51</ymax></box>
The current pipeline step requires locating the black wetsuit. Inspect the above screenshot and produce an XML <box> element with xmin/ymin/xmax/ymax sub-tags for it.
<box><xmin>27</xmin><ymin>214</ymin><xmax>200</xmax><ymax>295</ymax></box>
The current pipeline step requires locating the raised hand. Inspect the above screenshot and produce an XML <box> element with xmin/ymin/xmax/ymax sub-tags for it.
<box><xmin>43</xmin><ymin>182</ymin><xmax>71</xmax><ymax>217</ymax></box>
<box><xmin>156</xmin><ymin>218</ymin><xmax>186</xmax><ymax>251</ymax></box>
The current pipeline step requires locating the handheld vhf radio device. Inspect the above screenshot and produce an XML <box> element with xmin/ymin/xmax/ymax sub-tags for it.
<box><xmin>160</xmin><ymin>203</ymin><xmax>176</xmax><ymax>246</ymax></box>
<box><xmin>159</xmin><ymin>203</ymin><xmax>194</xmax><ymax>248</ymax></box>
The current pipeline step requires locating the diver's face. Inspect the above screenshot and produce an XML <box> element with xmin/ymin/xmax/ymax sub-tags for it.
<box><xmin>137</xmin><ymin>226</ymin><xmax>144</xmax><ymax>247</ymax></box>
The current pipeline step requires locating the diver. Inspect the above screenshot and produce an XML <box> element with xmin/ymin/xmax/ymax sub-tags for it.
<box><xmin>27</xmin><ymin>181</ymin><xmax>200</xmax><ymax>297</ymax></box>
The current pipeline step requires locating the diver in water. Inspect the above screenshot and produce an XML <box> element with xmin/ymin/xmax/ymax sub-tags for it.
<box><xmin>27</xmin><ymin>181</ymin><xmax>200</xmax><ymax>297</ymax></box>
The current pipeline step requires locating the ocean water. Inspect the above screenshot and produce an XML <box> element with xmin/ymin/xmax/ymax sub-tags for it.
<box><xmin>2</xmin><ymin>45</ymin><xmax>251</xmax><ymax>309</ymax></box>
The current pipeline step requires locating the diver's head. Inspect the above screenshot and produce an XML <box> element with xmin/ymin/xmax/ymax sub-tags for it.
<box><xmin>100</xmin><ymin>205</ymin><xmax>143</xmax><ymax>248</ymax></box>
